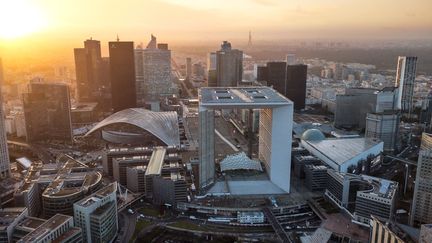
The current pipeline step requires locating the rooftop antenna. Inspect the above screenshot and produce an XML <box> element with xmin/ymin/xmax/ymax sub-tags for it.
<box><xmin>116</xmin><ymin>34</ymin><xmax>119</xmax><ymax>41</ymax></box>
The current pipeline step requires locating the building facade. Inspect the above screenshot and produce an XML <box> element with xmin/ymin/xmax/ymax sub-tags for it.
<box><xmin>23</xmin><ymin>81</ymin><xmax>72</xmax><ymax>143</ymax></box>
<box><xmin>207</xmin><ymin>52</ymin><xmax>217</xmax><ymax>87</ymax></box>
<box><xmin>109</xmin><ymin>41</ymin><xmax>136</xmax><ymax>112</ymax></box>
<box><xmin>216</xmin><ymin>41</ymin><xmax>243</xmax><ymax>87</ymax></box>
<box><xmin>395</xmin><ymin>56</ymin><xmax>417</xmax><ymax>114</ymax></box>
<box><xmin>74</xmin><ymin>39</ymin><xmax>103</xmax><ymax>102</ymax></box>
<box><xmin>286</xmin><ymin>64</ymin><xmax>307</xmax><ymax>110</ymax></box>
<box><xmin>135</xmin><ymin>36</ymin><xmax>173</xmax><ymax>108</ymax></box>
<box><xmin>410</xmin><ymin>149</ymin><xmax>432</xmax><ymax>226</ymax></box>
<box><xmin>0</xmin><ymin>58</ymin><xmax>10</xmax><ymax>178</ymax></box>
<box><xmin>73</xmin><ymin>183</ymin><xmax>118</xmax><ymax>243</ymax></box>
<box><xmin>365</xmin><ymin>112</ymin><xmax>400</xmax><ymax>153</ymax></box>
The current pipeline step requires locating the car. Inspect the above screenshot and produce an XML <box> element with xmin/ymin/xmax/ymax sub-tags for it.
<box><xmin>128</xmin><ymin>209</ymin><xmax>134</xmax><ymax>214</ymax></box>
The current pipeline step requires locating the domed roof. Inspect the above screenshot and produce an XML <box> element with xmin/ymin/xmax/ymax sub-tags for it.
<box><xmin>301</xmin><ymin>129</ymin><xmax>325</xmax><ymax>141</ymax></box>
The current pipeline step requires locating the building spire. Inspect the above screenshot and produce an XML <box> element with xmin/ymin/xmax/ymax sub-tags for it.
<box><xmin>248</xmin><ymin>30</ymin><xmax>252</xmax><ymax>47</ymax></box>
<box><xmin>116</xmin><ymin>34</ymin><xmax>119</xmax><ymax>41</ymax></box>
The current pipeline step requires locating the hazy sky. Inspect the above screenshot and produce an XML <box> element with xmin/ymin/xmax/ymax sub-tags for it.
<box><xmin>1</xmin><ymin>0</ymin><xmax>431</xmax><ymax>47</ymax></box>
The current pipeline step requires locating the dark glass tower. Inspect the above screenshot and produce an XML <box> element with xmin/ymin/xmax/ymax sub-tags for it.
<box><xmin>74</xmin><ymin>39</ymin><xmax>102</xmax><ymax>102</ymax></box>
<box><xmin>266</xmin><ymin>62</ymin><xmax>286</xmax><ymax>94</ymax></box>
<box><xmin>286</xmin><ymin>64</ymin><xmax>307</xmax><ymax>110</ymax></box>
<box><xmin>23</xmin><ymin>81</ymin><xmax>72</xmax><ymax>143</ymax></box>
<box><xmin>109</xmin><ymin>41</ymin><xmax>136</xmax><ymax>112</ymax></box>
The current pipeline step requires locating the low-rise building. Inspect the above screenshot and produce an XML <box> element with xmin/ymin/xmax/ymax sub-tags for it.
<box><xmin>304</xmin><ymin>165</ymin><xmax>328</xmax><ymax>191</ymax></box>
<box><xmin>0</xmin><ymin>207</ymin><xmax>28</xmax><ymax>243</ymax></box>
<box><xmin>325</xmin><ymin>170</ymin><xmax>397</xmax><ymax>226</ymax></box>
<box><xmin>237</xmin><ymin>211</ymin><xmax>264</xmax><ymax>224</ymax></box>
<box><xmin>18</xmin><ymin>214</ymin><xmax>82</xmax><ymax>243</ymax></box>
<box><xmin>301</xmin><ymin>129</ymin><xmax>383</xmax><ymax>173</ymax></box>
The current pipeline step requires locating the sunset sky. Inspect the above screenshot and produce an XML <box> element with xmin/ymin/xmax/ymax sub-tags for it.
<box><xmin>0</xmin><ymin>0</ymin><xmax>431</xmax><ymax>53</ymax></box>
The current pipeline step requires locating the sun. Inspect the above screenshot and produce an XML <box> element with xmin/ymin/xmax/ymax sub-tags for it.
<box><xmin>0</xmin><ymin>0</ymin><xmax>46</xmax><ymax>39</ymax></box>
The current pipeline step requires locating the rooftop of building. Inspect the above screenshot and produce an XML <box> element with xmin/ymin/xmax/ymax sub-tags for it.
<box><xmin>372</xmin><ymin>215</ymin><xmax>419</xmax><ymax>243</ymax></box>
<box><xmin>51</xmin><ymin>227</ymin><xmax>82</xmax><ymax>243</ymax></box>
<box><xmin>330</xmin><ymin>170</ymin><xmax>398</xmax><ymax>200</ymax></box>
<box><xmin>0</xmin><ymin>207</ymin><xmax>27</xmax><ymax>230</ymax></box>
<box><xmin>199</xmin><ymin>87</ymin><xmax>293</xmax><ymax>107</ymax></box>
<box><xmin>19</xmin><ymin>214</ymin><xmax>72</xmax><ymax>242</ymax></box>
<box><xmin>85</xmin><ymin>108</ymin><xmax>180</xmax><ymax>146</ymax></box>
<box><xmin>15</xmin><ymin>216</ymin><xmax>46</xmax><ymax>230</ymax></box>
<box><xmin>75</xmin><ymin>182</ymin><xmax>117</xmax><ymax>208</ymax></box>
<box><xmin>146</xmin><ymin>147</ymin><xmax>166</xmax><ymax>176</ymax></box>
<box><xmin>71</xmin><ymin>102</ymin><xmax>98</xmax><ymax>112</ymax></box>
<box><xmin>127</xmin><ymin>165</ymin><xmax>147</xmax><ymax>172</ymax></box>
<box><xmin>19</xmin><ymin>155</ymin><xmax>102</xmax><ymax>199</ymax></box>
<box><xmin>302</xmin><ymin>137</ymin><xmax>382</xmax><ymax>166</ymax></box>
<box><xmin>91</xmin><ymin>200</ymin><xmax>116</xmax><ymax>217</ymax></box>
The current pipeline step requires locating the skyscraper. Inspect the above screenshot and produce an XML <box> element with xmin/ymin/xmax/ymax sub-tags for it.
<box><xmin>74</xmin><ymin>39</ymin><xmax>103</xmax><ymax>102</ymax></box>
<box><xmin>266</xmin><ymin>62</ymin><xmax>286</xmax><ymax>94</ymax></box>
<box><xmin>23</xmin><ymin>81</ymin><xmax>73</xmax><ymax>143</ymax></box>
<box><xmin>216</xmin><ymin>41</ymin><xmax>243</xmax><ymax>87</ymax></box>
<box><xmin>0</xmin><ymin>58</ymin><xmax>10</xmax><ymax>178</ymax></box>
<box><xmin>365</xmin><ymin>112</ymin><xmax>400</xmax><ymax>153</ymax></box>
<box><xmin>286</xmin><ymin>54</ymin><xmax>296</xmax><ymax>65</ymax></box>
<box><xmin>395</xmin><ymin>56</ymin><xmax>417</xmax><ymax>114</ymax></box>
<box><xmin>286</xmin><ymin>64</ymin><xmax>307</xmax><ymax>110</ymax></box>
<box><xmin>410</xmin><ymin>132</ymin><xmax>432</xmax><ymax>226</ymax></box>
<box><xmin>257</xmin><ymin>62</ymin><xmax>308</xmax><ymax>110</ymax></box>
<box><xmin>207</xmin><ymin>52</ymin><xmax>217</xmax><ymax>87</ymax></box>
<box><xmin>109</xmin><ymin>40</ymin><xmax>136</xmax><ymax>112</ymax></box>
<box><xmin>186</xmin><ymin>57</ymin><xmax>192</xmax><ymax>79</ymax></box>
<box><xmin>134</xmin><ymin>35</ymin><xmax>173</xmax><ymax>109</ymax></box>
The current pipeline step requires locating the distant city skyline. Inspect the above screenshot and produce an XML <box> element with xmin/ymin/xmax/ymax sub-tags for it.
<box><xmin>1</xmin><ymin>0</ymin><xmax>432</xmax><ymax>42</ymax></box>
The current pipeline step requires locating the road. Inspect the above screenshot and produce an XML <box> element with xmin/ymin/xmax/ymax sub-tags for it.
<box><xmin>117</xmin><ymin>211</ymin><xmax>136</xmax><ymax>243</ymax></box>
<box><xmin>215</xmin><ymin>129</ymin><xmax>239</xmax><ymax>152</ymax></box>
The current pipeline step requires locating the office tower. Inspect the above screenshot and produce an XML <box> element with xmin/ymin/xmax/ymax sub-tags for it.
<box><xmin>23</xmin><ymin>81</ymin><xmax>72</xmax><ymax>143</ymax></box>
<box><xmin>186</xmin><ymin>57</ymin><xmax>192</xmax><ymax>79</ymax></box>
<box><xmin>256</xmin><ymin>66</ymin><xmax>268</xmax><ymax>82</ymax></box>
<box><xmin>134</xmin><ymin>35</ymin><xmax>172</xmax><ymax>108</ymax></box>
<box><xmin>74</xmin><ymin>183</ymin><xmax>118</xmax><ymax>243</ymax></box>
<box><xmin>216</xmin><ymin>41</ymin><xmax>243</xmax><ymax>87</ymax></box>
<box><xmin>395</xmin><ymin>56</ymin><xmax>417</xmax><ymax>114</ymax></box>
<box><xmin>74</xmin><ymin>39</ymin><xmax>103</xmax><ymax>102</ymax></box>
<box><xmin>410</xmin><ymin>149</ymin><xmax>432</xmax><ymax>226</ymax></box>
<box><xmin>365</xmin><ymin>112</ymin><xmax>400</xmax><ymax>153</ymax></box>
<box><xmin>0</xmin><ymin>58</ymin><xmax>10</xmax><ymax>178</ymax></box>
<box><xmin>207</xmin><ymin>52</ymin><xmax>217</xmax><ymax>87</ymax></box>
<box><xmin>126</xmin><ymin>166</ymin><xmax>146</xmax><ymax>193</ymax></box>
<box><xmin>258</xmin><ymin>62</ymin><xmax>308</xmax><ymax>110</ymax></box>
<box><xmin>266</xmin><ymin>62</ymin><xmax>286</xmax><ymax>93</ymax></box>
<box><xmin>335</xmin><ymin>87</ymin><xmax>398</xmax><ymax>129</ymax></box>
<box><xmin>109</xmin><ymin>40</ymin><xmax>136</xmax><ymax>112</ymax></box>
<box><xmin>286</xmin><ymin>64</ymin><xmax>307</xmax><ymax>110</ymax></box>
<box><xmin>286</xmin><ymin>54</ymin><xmax>296</xmax><ymax>65</ymax></box>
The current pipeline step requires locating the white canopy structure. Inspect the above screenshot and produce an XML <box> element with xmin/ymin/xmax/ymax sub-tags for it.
<box><xmin>220</xmin><ymin>152</ymin><xmax>263</xmax><ymax>172</ymax></box>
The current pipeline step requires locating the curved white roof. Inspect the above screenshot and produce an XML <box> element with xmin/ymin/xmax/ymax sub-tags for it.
<box><xmin>220</xmin><ymin>152</ymin><xmax>263</xmax><ymax>172</ymax></box>
<box><xmin>85</xmin><ymin>108</ymin><xmax>180</xmax><ymax>146</ymax></box>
